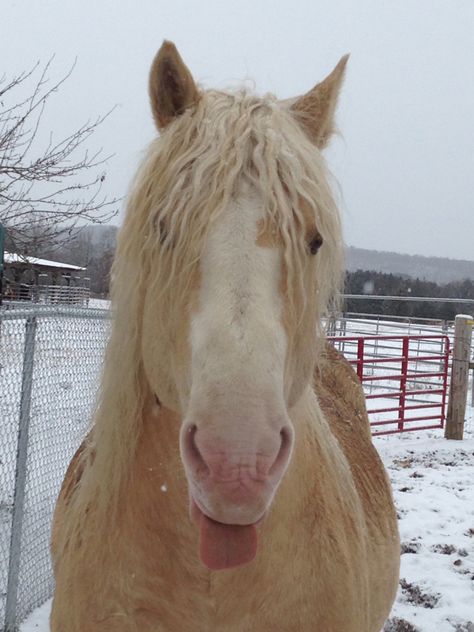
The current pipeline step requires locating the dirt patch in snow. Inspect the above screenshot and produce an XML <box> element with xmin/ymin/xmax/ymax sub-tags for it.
<box><xmin>384</xmin><ymin>618</ymin><xmax>420</xmax><ymax>632</ymax></box>
<box><xmin>399</xmin><ymin>579</ymin><xmax>440</xmax><ymax>609</ymax></box>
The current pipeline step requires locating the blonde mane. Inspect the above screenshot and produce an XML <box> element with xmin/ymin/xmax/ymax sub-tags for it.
<box><xmin>68</xmin><ymin>88</ymin><xmax>344</xmax><ymax>533</ymax></box>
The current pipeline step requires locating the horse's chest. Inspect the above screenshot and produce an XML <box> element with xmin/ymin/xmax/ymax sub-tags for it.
<box><xmin>135</xmin><ymin>555</ymin><xmax>365</xmax><ymax>632</ymax></box>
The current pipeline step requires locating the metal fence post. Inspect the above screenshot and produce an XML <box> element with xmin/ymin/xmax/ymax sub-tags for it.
<box><xmin>440</xmin><ymin>320</ymin><xmax>449</xmax><ymax>373</ymax></box>
<box><xmin>398</xmin><ymin>337</ymin><xmax>410</xmax><ymax>432</ymax></box>
<box><xmin>0</xmin><ymin>222</ymin><xmax>5</xmax><ymax>306</ymax></box>
<box><xmin>4</xmin><ymin>316</ymin><xmax>37</xmax><ymax>632</ymax></box>
<box><xmin>356</xmin><ymin>338</ymin><xmax>364</xmax><ymax>381</ymax></box>
<box><xmin>471</xmin><ymin>357</ymin><xmax>474</xmax><ymax>409</ymax></box>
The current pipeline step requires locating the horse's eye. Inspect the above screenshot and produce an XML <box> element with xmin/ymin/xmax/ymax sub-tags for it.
<box><xmin>308</xmin><ymin>235</ymin><xmax>323</xmax><ymax>255</ymax></box>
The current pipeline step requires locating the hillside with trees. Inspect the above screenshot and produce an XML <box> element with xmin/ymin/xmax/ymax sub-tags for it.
<box><xmin>344</xmin><ymin>269</ymin><xmax>474</xmax><ymax>321</ymax></box>
<box><xmin>347</xmin><ymin>247</ymin><xmax>474</xmax><ymax>285</ymax></box>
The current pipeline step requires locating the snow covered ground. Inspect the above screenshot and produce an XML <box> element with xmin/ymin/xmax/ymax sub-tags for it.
<box><xmin>19</xmin><ymin>421</ymin><xmax>474</xmax><ymax>632</ymax></box>
<box><xmin>88</xmin><ymin>298</ymin><xmax>111</xmax><ymax>309</ymax></box>
<box><xmin>19</xmin><ymin>600</ymin><xmax>51</xmax><ymax>632</ymax></box>
<box><xmin>377</xmin><ymin>426</ymin><xmax>474</xmax><ymax>631</ymax></box>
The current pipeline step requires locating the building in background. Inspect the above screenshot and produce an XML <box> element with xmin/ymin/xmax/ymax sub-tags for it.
<box><xmin>3</xmin><ymin>253</ymin><xmax>89</xmax><ymax>305</ymax></box>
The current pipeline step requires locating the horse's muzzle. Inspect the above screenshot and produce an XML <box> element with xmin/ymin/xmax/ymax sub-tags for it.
<box><xmin>180</xmin><ymin>421</ymin><xmax>294</xmax><ymax>525</ymax></box>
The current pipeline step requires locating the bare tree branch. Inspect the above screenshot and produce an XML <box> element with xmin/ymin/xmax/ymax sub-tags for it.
<box><xmin>0</xmin><ymin>58</ymin><xmax>119</xmax><ymax>254</ymax></box>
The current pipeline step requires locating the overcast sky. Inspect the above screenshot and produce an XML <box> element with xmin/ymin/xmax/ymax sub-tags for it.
<box><xmin>1</xmin><ymin>0</ymin><xmax>473</xmax><ymax>260</ymax></box>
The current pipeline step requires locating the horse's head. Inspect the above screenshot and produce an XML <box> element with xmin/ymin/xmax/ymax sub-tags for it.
<box><xmin>128</xmin><ymin>41</ymin><xmax>346</xmax><ymax>569</ymax></box>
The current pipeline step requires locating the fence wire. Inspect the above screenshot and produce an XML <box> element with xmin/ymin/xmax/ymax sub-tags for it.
<box><xmin>0</xmin><ymin>307</ymin><xmax>110</xmax><ymax>631</ymax></box>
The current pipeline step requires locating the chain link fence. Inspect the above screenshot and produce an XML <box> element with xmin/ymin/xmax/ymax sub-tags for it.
<box><xmin>0</xmin><ymin>306</ymin><xmax>110</xmax><ymax>631</ymax></box>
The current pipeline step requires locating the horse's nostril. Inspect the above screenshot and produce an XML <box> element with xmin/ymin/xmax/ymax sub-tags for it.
<box><xmin>182</xmin><ymin>424</ymin><xmax>211</xmax><ymax>476</ymax></box>
<box><xmin>269</xmin><ymin>425</ymin><xmax>294</xmax><ymax>477</ymax></box>
<box><xmin>280</xmin><ymin>427</ymin><xmax>292</xmax><ymax>450</ymax></box>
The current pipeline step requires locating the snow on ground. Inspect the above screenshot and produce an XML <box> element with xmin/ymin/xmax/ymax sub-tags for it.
<box><xmin>376</xmin><ymin>427</ymin><xmax>474</xmax><ymax>631</ymax></box>
<box><xmin>19</xmin><ymin>426</ymin><xmax>474</xmax><ymax>632</ymax></box>
<box><xmin>19</xmin><ymin>600</ymin><xmax>51</xmax><ymax>632</ymax></box>
<box><xmin>88</xmin><ymin>298</ymin><xmax>110</xmax><ymax>309</ymax></box>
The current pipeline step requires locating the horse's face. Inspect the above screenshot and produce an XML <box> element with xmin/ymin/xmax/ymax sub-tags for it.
<box><xmin>140</xmin><ymin>42</ymin><xmax>345</xmax><ymax>569</ymax></box>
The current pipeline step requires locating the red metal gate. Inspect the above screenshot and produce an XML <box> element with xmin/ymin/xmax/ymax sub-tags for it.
<box><xmin>328</xmin><ymin>334</ymin><xmax>451</xmax><ymax>436</ymax></box>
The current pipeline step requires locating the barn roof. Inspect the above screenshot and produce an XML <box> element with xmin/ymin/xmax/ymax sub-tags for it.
<box><xmin>4</xmin><ymin>252</ymin><xmax>86</xmax><ymax>272</ymax></box>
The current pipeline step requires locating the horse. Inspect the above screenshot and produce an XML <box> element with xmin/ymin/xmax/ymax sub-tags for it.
<box><xmin>50</xmin><ymin>41</ymin><xmax>399</xmax><ymax>631</ymax></box>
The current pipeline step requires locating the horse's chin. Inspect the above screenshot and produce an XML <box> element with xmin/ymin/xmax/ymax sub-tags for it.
<box><xmin>190</xmin><ymin>497</ymin><xmax>264</xmax><ymax>571</ymax></box>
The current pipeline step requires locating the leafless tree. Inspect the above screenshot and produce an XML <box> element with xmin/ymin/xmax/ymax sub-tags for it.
<box><xmin>0</xmin><ymin>58</ymin><xmax>118</xmax><ymax>254</ymax></box>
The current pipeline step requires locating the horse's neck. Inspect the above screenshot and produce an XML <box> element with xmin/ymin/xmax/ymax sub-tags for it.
<box><xmin>126</xmin><ymin>403</ymin><xmax>190</xmax><ymax>524</ymax></box>
<box><xmin>136</xmin><ymin>402</ymin><xmax>182</xmax><ymax>465</ymax></box>
<box><xmin>277</xmin><ymin>387</ymin><xmax>362</xmax><ymax>523</ymax></box>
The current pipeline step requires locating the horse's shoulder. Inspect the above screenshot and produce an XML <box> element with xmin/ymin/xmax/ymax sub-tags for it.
<box><xmin>51</xmin><ymin>433</ymin><xmax>96</xmax><ymax>562</ymax></box>
<box><xmin>314</xmin><ymin>343</ymin><xmax>398</xmax><ymax>538</ymax></box>
<box><xmin>314</xmin><ymin>342</ymin><xmax>371</xmax><ymax>439</ymax></box>
<box><xmin>58</xmin><ymin>432</ymin><xmax>96</xmax><ymax>507</ymax></box>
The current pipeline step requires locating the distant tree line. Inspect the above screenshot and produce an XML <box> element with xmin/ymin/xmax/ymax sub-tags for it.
<box><xmin>344</xmin><ymin>269</ymin><xmax>474</xmax><ymax>321</ymax></box>
<box><xmin>346</xmin><ymin>246</ymin><xmax>474</xmax><ymax>285</ymax></box>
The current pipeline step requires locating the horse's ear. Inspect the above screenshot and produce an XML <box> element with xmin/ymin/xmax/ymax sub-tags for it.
<box><xmin>149</xmin><ymin>41</ymin><xmax>200</xmax><ymax>130</ymax></box>
<box><xmin>290</xmin><ymin>55</ymin><xmax>349</xmax><ymax>149</ymax></box>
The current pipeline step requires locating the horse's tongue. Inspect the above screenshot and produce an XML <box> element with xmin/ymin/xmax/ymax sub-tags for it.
<box><xmin>199</xmin><ymin>513</ymin><xmax>258</xmax><ymax>571</ymax></box>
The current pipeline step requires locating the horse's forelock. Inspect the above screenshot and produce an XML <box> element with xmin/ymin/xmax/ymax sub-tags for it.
<box><xmin>119</xmin><ymin>89</ymin><xmax>343</xmax><ymax>338</ymax></box>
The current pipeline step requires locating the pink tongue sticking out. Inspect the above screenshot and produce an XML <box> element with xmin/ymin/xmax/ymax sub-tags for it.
<box><xmin>199</xmin><ymin>513</ymin><xmax>258</xmax><ymax>571</ymax></box>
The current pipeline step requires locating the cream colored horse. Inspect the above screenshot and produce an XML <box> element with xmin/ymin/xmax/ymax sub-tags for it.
<box><xmin>51</xmin><ymin>41</ymin><xmax>399</xmax><ymax>631</ymax></box>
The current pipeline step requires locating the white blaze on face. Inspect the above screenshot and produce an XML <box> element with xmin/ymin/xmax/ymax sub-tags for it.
<box><xmin>182</xmin><ymin>182</ymin><xmax>295</xmax><ymax>544</ymax></box>
<box><xmin>189</xmin><ymin>183</ymin><xmax>287</xmax><ymax>416</ymax></box>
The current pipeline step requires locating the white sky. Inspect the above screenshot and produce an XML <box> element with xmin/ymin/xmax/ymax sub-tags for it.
<box><xmin>1</xmin><ymin>0</ymin><xmax>473</xmax><ymax>259</ymax></box>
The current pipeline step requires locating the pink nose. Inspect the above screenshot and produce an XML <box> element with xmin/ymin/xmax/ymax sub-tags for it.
<box><xmin>182</xmin><ymin>423</ymin><xmax>293</xmax><ymax>480</ymax></box>
<box><xmin>180</xmin><ymin>422</ymin><xmax>294</xmax><ymax>522</ymax></box>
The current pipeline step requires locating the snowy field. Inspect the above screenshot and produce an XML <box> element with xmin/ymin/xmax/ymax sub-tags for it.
<box><xmin>19</xmin><ymin>419</ymin><xmax>474</xmax><ymax>632</ymax></box>
<box><xmin>377</xmin><ymin>425</ymin><xmax>474</xmax><ymax>631</ymax></box>
<box><xmin>87</xmin><ymin>298</ymin><xmax>111</xmax><ymax>309</ymax></box>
